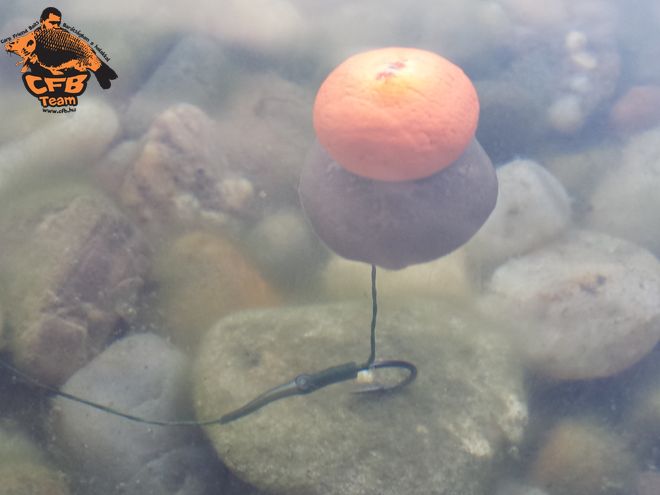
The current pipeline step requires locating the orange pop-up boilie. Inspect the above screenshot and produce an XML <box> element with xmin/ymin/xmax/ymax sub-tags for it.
<box><xmin>313</xmin><ymin>47</ymin><xmax>479</xmax><ymax>182</ymax></box>
<box><xmin>301</xmin><ymin>47</ymin><xmax>497</xmax><ymax>269</ymax></box>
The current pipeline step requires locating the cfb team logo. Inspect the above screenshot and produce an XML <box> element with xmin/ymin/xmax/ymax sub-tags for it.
<box><xmin>3</xmin><ymin>7</ymin><xmax>117</xmax><ymax>113</ymax></box>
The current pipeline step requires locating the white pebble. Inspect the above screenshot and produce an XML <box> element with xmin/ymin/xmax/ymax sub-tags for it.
<box><xmin>547</xmin><ymin>94</ymin><xmax>585</xmax><ymax>134</ymax></box>
<box><xmin>571</xmin><ymin>50</ymin><xmax>598</xmax><ymax>70</ymax></box>
<box><xmin>565</xmin><ymin>30</ymin><xmax>588</xmax><ymax>52</ymax></box>
<box><xmin>586</xmin><ymin>126</ymin><xmax>660</xmax><ymax>254</ymax></box>
<box><xmin>466</xmin><ymin>159</ymin><xmax>571</xmax><ymax>273</ymax></box>
<box><xmin>481</xmin><ymin>230</ymin><xmax>660</xmax><ymax>380</ymax></box>
<box><xmin>0</xmin><ymin>99</ymin><xmax>119</xmax><ymax>191</ymax></box>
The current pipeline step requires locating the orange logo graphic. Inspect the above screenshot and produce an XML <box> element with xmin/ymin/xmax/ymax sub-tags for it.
<box><xmin>3</xmin><ymin>7</ymin><xmax>117</xmax><ymax>113</ymax></box>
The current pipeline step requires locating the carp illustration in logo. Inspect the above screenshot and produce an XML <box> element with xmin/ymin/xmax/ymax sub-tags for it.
<box><xmin>4</xmin><ymin>7</ymin><xmax>117</xmax><ymax>110</ymax></box>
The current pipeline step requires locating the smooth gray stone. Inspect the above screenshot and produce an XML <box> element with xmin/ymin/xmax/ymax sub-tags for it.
<box><xmin>121</xmin><ymin>445</ymin><xmax>225</xmax><ymax>495</ymax></box>
<box><xmin>51</xmin><ymin>334</ymin><xmax>225</xmax><ymax>494</ymax></box>
<box><xmin>246</xmin><ymin>208</ymin><xmax>327</xmax><ymax>293</ymax></box>
<box><xmin>124</xmin><ymin>35</ymin><xmax>232</xmax><ymax>136</ymax></box>
<box><xmin>299</xmin><ymin>138</ymin><xmax>498</xmax><ymax>269</ymax></box>
<box><xmin>195</xmin><ymin>300</ymin><xmax>527</xmax><ymax>495</ymax></box>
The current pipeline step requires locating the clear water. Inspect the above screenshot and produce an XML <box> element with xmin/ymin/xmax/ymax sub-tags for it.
<box><xmin>1</xmin><ymin>2</ymin><xmax>659</xmax><ymax>495</ymax></box>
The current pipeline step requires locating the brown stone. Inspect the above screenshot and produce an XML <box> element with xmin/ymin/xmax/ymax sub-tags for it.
<box><xmin>531</xmin><ymin>418</ymin><xmax>636</xmax><ymax>495</ymax></box>
<box><xmin>153</xmin><ymin>231</ymin><xmax>281</xmax><ymax>349</ymax></box>
<box><xmin>609</xmin><ymin>85</ymin><xmax>660</xmax><ymax>135</ymax></box>
<box><xmin>120</xmin><ymin>104</ymin><xmax>253</xmax><ymax>230</ymax></box>
<box><xmin>0</xmin><ymin>183</ymin><xmax>150</xmax><ymax>385</ymax></box>
<box><xmin>0</xmin><ymin>463</ymin><xmax>70</xmax><ymax>495</ymax></box>
<box><xmin>120</xmin><ymin>104</ymin><xmax>216</xmax><ymax>219</ymax></box>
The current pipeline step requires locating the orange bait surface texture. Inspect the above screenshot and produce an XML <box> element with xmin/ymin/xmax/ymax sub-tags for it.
<box><xmin>313</xmin><ymin>47</ymin><xmax>479</xmax><ymax>182</ymax></box>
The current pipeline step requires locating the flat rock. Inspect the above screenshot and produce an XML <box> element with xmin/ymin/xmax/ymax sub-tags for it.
<box><xmin>194</xmin><ymin>300</ymin><xmax>527</xmax><ymax>495</ymax></box>
<box><xmin>0</xmin><ymin>183</ymin><xmax>150</xmax><ymax>385</ymax></box>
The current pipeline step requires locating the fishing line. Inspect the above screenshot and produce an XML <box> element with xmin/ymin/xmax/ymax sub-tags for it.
<box><xmin>0</xmin><ymin>265</ymin><xmax>416</xmax><ymax>426</ymax></box>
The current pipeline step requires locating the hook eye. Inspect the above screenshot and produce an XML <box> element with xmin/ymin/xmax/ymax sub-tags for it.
<box><xmin>353</xmin><ymin>359</ymin><xmax>417</xmax><ymax>394</ymax></box>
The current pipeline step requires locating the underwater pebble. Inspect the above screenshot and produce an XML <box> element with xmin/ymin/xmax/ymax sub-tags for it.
<box><xmin>0</xmin><ymin>89</ymin><xmax>51</xmax><ymax>147</ymax></box>
<box><xmin>546</xmin><ymin>94</ymin><xmax>585</xmax><ymax>134</ymax></box>
<box><xmin>498</xmin><ymin>0</ymin><xmax>569</xmax><ymax>29</ymax></box>
<box><xmin>322</xmin><ymin>251</ymin><xmax>472</xmax><ymax>303</ymax></box>
<box><xmin>476</xmin><ymin>51</ymin><xmax>565</xmax><ymax>163</ymax></box>
<box><xmin>194</xmin><ymin>300</ymin><xmax>527</xmax><ymax>495</ymax></box>
<box><xmin>608</xmin><ymin>85</ymin><xmax>660</xmax><ymax>136</ymax></box>
<box><xmin>475</xmin><ymin>79</ymin><xmax>546</xmax><ymax>164</ymax></box>
<box><xmin>125</xmin><ymin>65</ymin><xmax>312</xmax><ymax>231</ymax></box>
<box><xmin>202</xmin><ymin>0</ymin><xmax>305</xmax><ymax>52</ymax></box>
<box><xmin>466</xmin><ymin>159</ymin><xmax>571</xmax><ymax>273</ymax></box>
<box><xmin>586</xmin><ymin>126</ymin><xmax>660</xmax><ymax>255</ymax></box>
<box><xmin>0</xmin><ymin>99</ymin><xmax>118</xmax><ymax>192</ymax></box>
<box><xmin>152</xmin><ymin>231</ymin><xmax>281</xmax><ymax>350</ymax></box>
<box><xmin>51</xmin><ymin>333</ymin><xmax>224</xmax><ymax>495</ymax></box>
<box><xmin>0</xmin><ymin>421</ymin><xmax>48</xmax><ymax>466</ymax></box>
<box><xmin>530</xmin><ymin>418</ymin><xmax>637</xmax><ymax>495</ymax></box>
<box><xmin>94</xmin><ymin>139</ymin><xmax>143</xmax><ymax>195</ymax></box>
<box><xmin>246</xmin><ymin>209</ymin><xmax>327</xmax><ymax>294</ymax></box>
<box><xmin>297</xmin><ymin>0</ymin><xmax>513</xmax><ymax>71</ymax></box>
<box><xmin>215</xmin><ymin>72</ymin><xmax>314</xmax><ymax>213</ymax></box>
<box><xmin>0</xmin><ymin>463</ymin><xmax>71</xmax><ymax>495</ymax></box>
<box><xmin>123</xmin><ymin>35</ymin><xmax>233</xmax><ymax>136</ymax></box>
<box><xmin>0</xmin><ymin>304</ymin><xmax>4</xmax><ymax>351</ymax></box>
<box><xmin>505</xmin><ymin>1</ymin><xmax>620</xmax><ymax>86</ymax></box>
<box><xmin>120</xmin><ymin>103</ymin><xmax>253</xmax><ymax>232</ymax></box>
<box><xmin>0</xmin><ymin>183</ymin><xmax>149</xmax><ymax>386</ymax></box>
<box><xmin>637</xmin><ymin>471</ymin><xmax>660</xmax><ymax>495</ymax></box>
<box><xmin>622</xmin><ymin>351</ymin><xmax>660</xmax><ymax>464</ymax></box>
<box><xmin>0</xmin><ymin>422</ymin><xmax>71</xmax><ymax>495</ymax></box>
<box><xmin>55</xmin><ymin>0</ymin><xmax>305</xmax><ymax>56</ymax></box>
<box><xmin>117</xmin><ymin>445</ymin><xmax>226</xmax><ymax>495</ymax></box>
<box><xmin>616</xmin><ymin>2</ymin><xmax>660</xmax><ymax>85</ymax></box>
<box><xmin>36</xmin><ymin>0</ymin><xmax>306</xmax><ymax>53</ymax></box>
<box><xmin>477</xmin><ymin>2</ymin><xmax>620</xmax><ymax>146</ymax></box>
<box><xmin>481</xmin><ymin>230</ymin><xmax>660</xmax><ymax>380</ymax></box>
<box><xmin>123</xmin><ymin>93</ymin><xmax>308</xmax><ymax>233</ymax></box>
<box><xmin>70</xmin><ymin>21</ymin><xmax>175</xmax><ymax>101</ymax></box>
<box><xmin>494</xmin><ymin>480</ymin><xmax>549</xmax><ymax>495</ymax></box>
<box><xmin>543</xmin><ymin>144</ymin><xmax>621</xmax><ymax>211</ymax></box>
